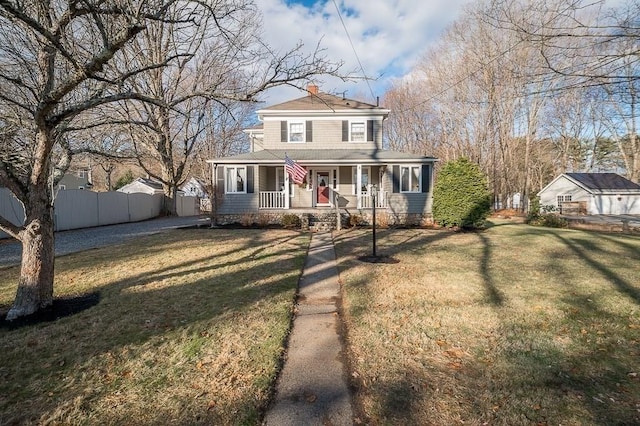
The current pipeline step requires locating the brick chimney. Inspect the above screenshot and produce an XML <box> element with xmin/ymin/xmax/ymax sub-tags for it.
<box><xmin>307</xmin><ymin>84</ymin><xmax>319</xmax><ymax>96</ymax></box>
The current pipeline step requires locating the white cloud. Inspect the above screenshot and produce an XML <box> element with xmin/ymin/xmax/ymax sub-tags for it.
<box><xmin>253</xmin><ymin>0</ymin><xmax>472</xmax><ymax>104</ymax></box>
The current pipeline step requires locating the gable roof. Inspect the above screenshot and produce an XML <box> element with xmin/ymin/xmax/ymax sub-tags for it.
<box><xmin>257</xmin><ymin>92</ymin><xmax>388</xmax><ymax>114</ymax></box>
<box><xmin>136</xmin><ymin>177</ymin><xmax>163</xmax><ymax>190</ymax></box>
<box><xmin>565</xmin><ymin>173</ymin><xmax>640</xmax><ymax>191</ymax></box>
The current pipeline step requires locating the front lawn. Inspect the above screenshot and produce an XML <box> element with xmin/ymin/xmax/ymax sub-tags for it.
<box><xmin>0</xmin><ymin>229</ymin><xmax>309</xmax><ymax>425</ymax></box>
<box><xmin>334</xmin><ymin>221</ymin><xmax>640</xmax><ymax>425</ymax></box>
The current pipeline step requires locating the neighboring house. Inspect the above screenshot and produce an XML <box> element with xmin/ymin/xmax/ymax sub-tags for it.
<box><xmin>181</xmin><ymin>177</ymin><xmax>208</xmax><ymax>198</ymax></box>
<box><xmin>207</xmin><ymin>85</ymin><xmax>437</xmax><ymax>227</ymax></box>
<box><xmin>538</xmin><ymin>172</ymin><xmax>640</xmax><ymax>215</ymax></box>
<box><xmin>56</xmin><ymin>170</ymin><xmax>92</xmax><ymax>191</ymax></box>
<box><xmin>118</xmin><ymin>177</ymin><xmax>165</xmax><ymax>195</ymax></box>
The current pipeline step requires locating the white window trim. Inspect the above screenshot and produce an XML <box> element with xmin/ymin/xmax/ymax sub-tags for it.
<box><xmin>225</xmin><ymin>165</ymin><xmax>247</xmax><ymax>194</ymax></box>
<box><xmin>288</xmin><ymin>120</ymin><xmax>306</xmax><ymax>143</ymax></box>
<box><xmin>400</xmin><ymin>165</ymin><xmax>421</xmax><ymax>193</ymax></box>
<box><xmin>349</xmin><ymin>120</ymin><xmax>366</xmax><ymax>142</ymax></box>
<box><xmin>352</xmin><ymin>166</ymin><xmax>371</xmax><ymax>195</ymax></box>
<box><xmin>306</xmin><ymin>169</ymin><xmax>314</xmax><ymax>191</ymax></box>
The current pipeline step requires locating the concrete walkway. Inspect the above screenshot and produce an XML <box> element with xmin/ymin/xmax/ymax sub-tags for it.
<box><xmin>264</xmin><ymin>232</ymin><xmax>353</xmax><ymax>425</ymax></box>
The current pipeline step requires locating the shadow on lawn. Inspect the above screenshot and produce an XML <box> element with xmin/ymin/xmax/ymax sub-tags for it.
<box><xmin>337</xmin><ymin>224</ymin><xmax>640</xmax><ymax>425</ymax></box>
<box><xmin>0</xmin><ymin>229</ymin><xmax>307</xmax><ymax>425</ymax></box>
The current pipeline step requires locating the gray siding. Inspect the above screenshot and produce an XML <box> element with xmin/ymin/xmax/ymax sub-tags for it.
<box><xmin>261</xmin><ymin>118</ymin><xmax>382</xmax><ymax>150</ymax></box>
<box><xmin>218</xmin><ymin>193</ymin><xmax>259</xmax><ymax>214</ymax></box>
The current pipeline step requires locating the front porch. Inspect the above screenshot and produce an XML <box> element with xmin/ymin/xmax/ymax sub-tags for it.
<box><xmin>258</xmin><ymin>189</ymin><xmax>388</xmax><ymax>210</ymax></box>
<box><xmin>257</xmin><ymin>165</ymin><xmax>388</xmax><ymax>210</ymax></box>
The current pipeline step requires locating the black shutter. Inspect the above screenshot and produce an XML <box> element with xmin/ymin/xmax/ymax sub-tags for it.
<box><xmin>392</xmin><ymin>165</ymin><xmax>400</xmax><ymax>193</ymax></box>
<box><xmin>421</xmin><ymin>164</ymin><xmax>430</xmax><ymax>193</ymax></box>
<box><xmin>216</xmin><ymin>165</ymin><xmax>225</xmax><ymax>190</ymax></box>
<box><xmin>342</xmin><ymin>120</ymin><xmax>348</xmax><ymax>142</ymax></box>
<box><xmin>306</xmin><ymin>121</ymin><xmax>313</xmax><ymax>142</ymax></box>
<box><xmin>246</xmin><ymin>166</ymin><xmax>254</xmax><ymax>193</ymax></box>
<box><xmin>367</xmin><ymin>120</ymin><xmax>374</xmax><ymax>142</ymax></box>
<box><xmin>281</xmin><ymin>121</ymin><xmax>287</xmax><ymax>142</ymax></box>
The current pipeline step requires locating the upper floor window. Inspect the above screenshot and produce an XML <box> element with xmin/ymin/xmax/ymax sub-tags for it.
<box><xmin>342</xmin><ymin>120</ymin><xmax>374</xmax><ymax>142</ymax></box>
<box><xmin>225</xmin><ymin>166</ymin><xmax>246</xmax><ymax>194</ymax></box>
<box><xmin>350</xmin><ymin>122</ymin><xmax>365</xmax><ymax>142</ymax></box>
<box><xmin>289</xmin><ymin>122</ymin><xmax>304</xmax><ymax>142</ymax></box>
<box><xmin>281</xmin><ymin>120</ymin><xmax>312</xmax><ymax>143</ymax></box>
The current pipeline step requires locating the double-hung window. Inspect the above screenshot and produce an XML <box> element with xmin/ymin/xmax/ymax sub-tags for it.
<box><xmin>400</xmin><ymin>166</ymin><xmax>421</xmax><ymax>193</ymax></box>
<box><xmin>289</xmin><ymin>122</ymin><xmax>304</xmax><ymax>142</ymax></box>
<box><xmin>226</xmin><ymin>166</ymin><xmax>246</xmax><ymax>193</ymax></box>
<box><xmin>350</xmin><ymin>121</ymin><xmax>366</xmax><ymax>142</ymax></box>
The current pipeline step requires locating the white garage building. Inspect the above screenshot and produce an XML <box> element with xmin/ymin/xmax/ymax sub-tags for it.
<box><xmin>538</xmin><ymin>173</ymin><xmax>640</xmax><ymax>215</ymax></box>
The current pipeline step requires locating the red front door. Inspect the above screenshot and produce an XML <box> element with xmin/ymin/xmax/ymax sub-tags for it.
<box><xmin>317</xmin><ymin>172</ymin><xmax>330</xmax><ymax>204</ymax></box>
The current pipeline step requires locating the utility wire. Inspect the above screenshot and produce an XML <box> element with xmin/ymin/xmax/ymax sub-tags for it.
<box><xmin>395</xmin><ymin>38</ymin><xmax>526</xmax><ymax>115</ymax></box>
<box><xmin>331</xmin><ymin>0</ymin><xmax>376</xmax><ymax>103</ymax></box>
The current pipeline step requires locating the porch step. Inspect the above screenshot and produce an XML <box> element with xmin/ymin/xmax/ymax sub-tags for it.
<box><xmin>309</xmin><ymin>221</ymin><xmax>335</xmax><ymax>232</ymax></box>
<box><xmin>308</xmin><ymin>212</ymin><xmax>339</xmax><ymax>232</ymax></box>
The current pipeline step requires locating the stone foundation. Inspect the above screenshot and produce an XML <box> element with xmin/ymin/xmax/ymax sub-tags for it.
<box><xmin>212</xmin><ymin>210</ymin><xmax>433</xmax><ymax>230</ymax></box>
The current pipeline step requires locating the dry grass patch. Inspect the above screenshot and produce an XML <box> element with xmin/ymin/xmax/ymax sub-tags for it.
<box><xmin>0</xmin><ymin>229</ymin><xmax>309</xmax><ymax>425</ymax></box>
<box><xmin>334</xmin><ymin>222</ymin><xmax>640</xmax><ymax>425</ymax></box>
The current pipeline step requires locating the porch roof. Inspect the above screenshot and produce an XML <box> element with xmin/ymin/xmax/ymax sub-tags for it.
<box><xmin>207</xmin><ymin>149</ymin><xmax>437</xmax><ymax>165</ymax></box>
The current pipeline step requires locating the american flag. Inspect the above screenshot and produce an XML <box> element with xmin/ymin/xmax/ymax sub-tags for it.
<box><xmin>284</xmin><ymin>154</ymin><xmax>307</xmax><ymax>185</ymax></box>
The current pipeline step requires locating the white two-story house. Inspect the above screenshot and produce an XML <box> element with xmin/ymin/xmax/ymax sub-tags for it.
<box><xmin>207</xmin><ymin>86</ymin><xmax>437</xmax><ymax>228</ymax></box>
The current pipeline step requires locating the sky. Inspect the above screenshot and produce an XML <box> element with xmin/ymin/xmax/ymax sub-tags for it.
<box><xmin>254</xmin><ymin>0</ymin><xmax>473</xmax><ymax>105</ymax></box>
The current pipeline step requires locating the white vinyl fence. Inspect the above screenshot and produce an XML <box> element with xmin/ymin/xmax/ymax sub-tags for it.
<box><xmin>0</xmin><ymin>189</ymin><xmax>199</xmax><ymax>239</ymax></box>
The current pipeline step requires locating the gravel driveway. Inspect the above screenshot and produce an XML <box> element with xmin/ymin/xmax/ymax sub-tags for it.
<box><xmin>0</xmin><ymin>215</ymin><xmax>211</xmax><ymax>268</ymax></box>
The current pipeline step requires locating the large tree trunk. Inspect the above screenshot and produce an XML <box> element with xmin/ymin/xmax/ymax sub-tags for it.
<box><xmin>6</xmin><ymin>192</ymin><xmax>55</xmax><ymax>321</ymax></box>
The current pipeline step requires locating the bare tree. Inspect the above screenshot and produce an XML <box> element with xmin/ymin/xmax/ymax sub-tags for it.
<box><xmin>494</xmin><ymin>0</ymin><xmax>640</xmax><ymax>181</ymax></box>
<box><xmin>0</xmin><ymin>0</ymin><xmax>342</xmax><ymax>320</ymax></box>
<box><xmin>112</xmin><ymin>2</ymin><xmax>343</xmax><ymax>214</ymax></box>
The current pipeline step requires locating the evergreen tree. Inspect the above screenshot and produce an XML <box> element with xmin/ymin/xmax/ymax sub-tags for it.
<box><xmin>433</xmin><ymin>158</ymin><xmax>491</xmax><ymax>229</ymax></box>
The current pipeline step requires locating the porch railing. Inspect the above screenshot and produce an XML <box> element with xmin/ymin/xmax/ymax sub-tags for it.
<box><xmin>358</xmin><ymin>191</ymin><xmax>388</xmax><ymax>209</ymax></box>
<box><xmin>259</xmin><ymin>191</ymin><xmax>286</xmax><ymax>209</ymax></box>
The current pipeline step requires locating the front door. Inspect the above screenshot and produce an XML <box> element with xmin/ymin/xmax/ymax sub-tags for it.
<box><xmin>317</xmin><ymin>172</ymin><xmax>330</xmax><ymax>205</ymax></box>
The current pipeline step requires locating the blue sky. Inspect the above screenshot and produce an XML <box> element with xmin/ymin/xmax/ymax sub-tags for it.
<box><xmin>255</xmin><ymin>0</ymin><xmax>472</xmax><ymax>104</ymax></box>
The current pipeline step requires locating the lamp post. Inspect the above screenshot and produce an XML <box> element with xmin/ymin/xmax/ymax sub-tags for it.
<box><xmin>372</xmin><ymin>184</ymin><xmax>377</xmax><ymax>257</ymax></box>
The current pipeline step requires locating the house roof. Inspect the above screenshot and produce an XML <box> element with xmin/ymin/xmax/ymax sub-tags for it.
<box><xmin>538</xmin><ymin>172</ymin><xmax>640</xmax><ymax>196</ymax></box>
<box><xmin>257</xmin><ymin>92</ymin><xmax>388</xmax><ymax>114</ymax></box>
<box><xmin>207</xmin><ymin>149</ymin><xmax>436</xmax><ymax>165</ymax></box>
<box><xmin>136</xmin><ymin>177</ymin><xmax>163</xmax><ymax>190</ymax></box>
<box><xmin>566</xmin><ymin>173</ymin><xmax>640</xmax><ymax>191</ymax></box>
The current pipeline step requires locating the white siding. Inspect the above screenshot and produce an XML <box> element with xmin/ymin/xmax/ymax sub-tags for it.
<box><xmin>539</xmin><ymin>176</ymin><xmax>591</xmax><ymax>208</ymax></box>
<box><xmin>590</xmin><ymin>194</ymin><xmax>640</xmax><ymax>215</ymax></box>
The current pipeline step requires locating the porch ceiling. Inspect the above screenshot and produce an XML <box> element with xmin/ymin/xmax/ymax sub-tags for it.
<box><xmin>208</xmin><ymin>149</ymin><xmax>437</xmax><ymax>165</ymax></box>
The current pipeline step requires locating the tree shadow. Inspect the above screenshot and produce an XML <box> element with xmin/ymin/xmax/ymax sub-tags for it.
<box><xmin>475</xmin><ymin>231</ymin><xmax>504</xmax><ymax>306</ymax></box>
<box><xmin>552</xmin><ymin>232</ymin><xmax>640</xmax><ymax>304</ymax></box>
<box><xmin>0</xmin><ymin>229</ymin><xmax>309</xmax><ymax>425</ymax></box>
<box><xmin>335</xmin><ymin>224</ymin><xmax>640</xmax><ymax>424</ymax></box>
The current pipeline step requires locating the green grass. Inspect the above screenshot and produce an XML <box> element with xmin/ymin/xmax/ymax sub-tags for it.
<box><xmin>334</xmin><ymin>221</ymin><xmax>640</xmax><ymax>425</ymax></box>
<box><xmin>0</xmin><ymin>229</ymin><xmax>309</xmax><ymax>425</ymax></box>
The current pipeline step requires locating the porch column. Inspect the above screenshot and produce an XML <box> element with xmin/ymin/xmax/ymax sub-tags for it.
<box><xmin>356</xmin><ymin>164</ymin><xmax>362</xmax><ymax>209</ymax></box>
<box><xmin>284</xmin><ymin>171</ymin><xmax>290</xmax><ymax>209</ymax></box>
